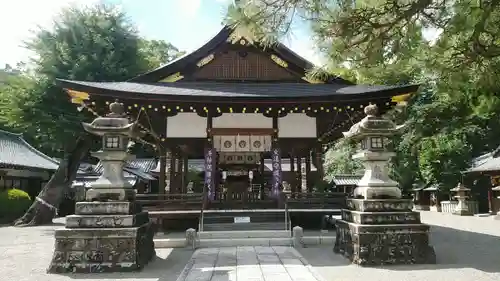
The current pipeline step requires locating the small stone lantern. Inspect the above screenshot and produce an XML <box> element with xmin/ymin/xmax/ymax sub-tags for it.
<box><xmin>342</xmin><ymin>104</ymin><xmax>404</xmax><ymax>199</ymax></box>
<box><xmin>491</xmin><ymin>185</ymin><xmax>500</xmax><ymax>219</ymax></box>
<box><xmin>450</xmin><ymin>183</ymin><xmax>472</xmax><ymax>216</ymax></box>
<box><xmin>82</xmin><ymin>99</ymin><xmax>143</xmax><ymax>201</ymax></box>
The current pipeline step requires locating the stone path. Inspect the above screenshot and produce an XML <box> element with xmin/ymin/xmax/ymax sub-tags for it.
<box><xmin>176</xmin><ymin>246</ymin><xmax>323</xmax><ymax>281</ymax></box>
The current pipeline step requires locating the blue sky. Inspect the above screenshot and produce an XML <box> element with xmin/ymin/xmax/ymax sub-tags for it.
<box><xmin>0</xmin><ymin>0</ymin><xmax>323</xmax><ymax>68</ymax></box>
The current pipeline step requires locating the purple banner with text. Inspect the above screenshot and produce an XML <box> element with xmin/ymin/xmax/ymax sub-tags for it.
<box><xmin>271</xmin><ymin>147</ymin><xmax>282</xmax><ymax>197</ymax></box>
<box><xmin>204</xmin><ymin>147</ymin><xmax>216</xmax><ymax>200</ymax></box>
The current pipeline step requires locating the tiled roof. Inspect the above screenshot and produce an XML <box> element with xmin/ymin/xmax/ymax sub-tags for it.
<box><xmin>465</xmin><ymin>146</ymin><xmax>500</xmax><ymax>173</ymax></box>
<box><xmin>94</xmin><ymin>158</ymin><xmax>157</xmax><ymax>174</ymax></box>
<box><xmin>73</xmin><ymin>176</ymin><xmax>137</xmax><ymax>187</ymax></box>
<box><xmin>76</xmin><ymin>158</ymin><xmax>157</xmax><ymax>187</ymax></box>
<box><xmin>58</xmin><ymin>79</ymin><xmax>418</xmax><ymax>100</ymax></box>
<box><xmin>330</xmin><ymin>174</ymin><xmax>363</xmax><ymax>186</ymax></box>
<box><xmin>0</xmin><ymin>130</ymin><xmax>58</xmax><ymax>170</ymax></box>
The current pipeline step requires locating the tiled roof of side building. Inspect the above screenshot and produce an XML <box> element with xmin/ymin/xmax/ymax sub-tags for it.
<box><xmin>0</xmin><ymin>129</ymin><xmax>59</xmax><ymax>170</ymax></box>
<box><xmin>330</xmin><ymin>174</ymin><xmax>363</xmax><ymax>186</ymax></box>
<box><xmin>94</xmin><ymin>158</ymin><xmax>158</xmax><ymax>174</ymax></box>
<box><xmin>465</xmin><ymin>145</ymin><xmax>500</xmax><ymax>173</ymax></box>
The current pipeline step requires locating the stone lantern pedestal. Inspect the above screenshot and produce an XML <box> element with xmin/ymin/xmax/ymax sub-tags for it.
<box><xmin>450</xmin><ymin>183</ymin><xmax>473</xmax><ymax>216</ymax></box>
<box><xmin>333</xmin><ymin>104</ymin><xmax>436</xmax><ymax>266</ymax></box>
<box><xmin>47</xmin><ymin>101</ymin><xmax>155</xmax><ymax>273</ymax></box>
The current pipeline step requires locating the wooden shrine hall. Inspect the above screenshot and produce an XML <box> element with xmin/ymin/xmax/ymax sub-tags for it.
<box><xmin>60</xmin><ymin>25</ymin><xmax>416</xmax><ymax>228</ymax></box>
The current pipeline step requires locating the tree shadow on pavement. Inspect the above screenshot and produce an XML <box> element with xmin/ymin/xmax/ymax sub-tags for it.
<box><xmin>299</xmin><ymin>224</ymin><xmax>500</xmax><ymax>273</ymax></box>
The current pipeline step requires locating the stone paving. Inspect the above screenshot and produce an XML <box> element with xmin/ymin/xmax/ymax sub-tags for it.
<box><xmin>176</xmin><ymin>246</ymin><xmax>323</xmax><ymax>281</ymax></box>
<box><xmin>0</xmin><ymin>211</ymin><xmax>499</xmax><ymax>281</ymax></box>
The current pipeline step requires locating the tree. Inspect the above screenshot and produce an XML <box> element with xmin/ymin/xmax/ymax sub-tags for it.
<box><xmin>14</xmin><ymin>136</ymin><xmax>93</xmax><ymax>226</ymax></box>
<box><xmin>227</xmin><ymin>0</ymin><xmax>500</xmax><ymax>193</ymax></box>
<box><xmin>140</xmin><ymin>39</ymin><xmax>186</xmax><ymax>69</ymax></box>
<box><xmin>2</xmin><ymin>4</ymin><xmax>183</xmax><ymax>226</ymax></box>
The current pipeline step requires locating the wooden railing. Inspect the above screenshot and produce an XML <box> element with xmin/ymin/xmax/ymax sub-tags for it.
<box><xmin>136</xmin><ymin>193</ymin><xmax>204</xmax><ymax>211</ymax></box>
<box><xmin>136</xmin><ymin>191</ymin><xmax>347</xmax><ymax>211</ymax></box>
<box><xmin>283</xmin><ymin>192</ymin><xmax>347</xmax><ymax>209</ymax></box>
<box><xmin>440</xmin><ymin>200</ymin><xmax>479</xmax><ymax>214</ymax></box>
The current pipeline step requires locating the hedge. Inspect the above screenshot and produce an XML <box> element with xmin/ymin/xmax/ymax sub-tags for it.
<box><xmin>0</xmin><ymin>188</ymin><xmax>32</xmax><ymax>225</ymax></box>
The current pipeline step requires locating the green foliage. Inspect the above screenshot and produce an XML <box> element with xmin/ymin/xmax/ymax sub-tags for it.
<box><xmin>0</xmin><ymin>4</ymin><xmax>183</xmax><ymax>157</ymax></box>
<box><xmin>232</xmin><ymin>0</ymin><xmax>500</xmax><ymax>192</ymax></box>
<box><xmin>323</xmin><ymin>138</ymin><xmax>363</xmax><ymax>180</ymax></box>
<box><xmin>140</xmin><ymin>39</ymin><xmax>186</xmax><ymax>69</ymax></box>
<box><xmin>0</xmin><ymin>189</ymin><xmax>32</xmax><ymax>224</ymax></box>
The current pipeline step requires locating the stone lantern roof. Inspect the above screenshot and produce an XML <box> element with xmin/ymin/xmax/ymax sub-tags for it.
<box><xmin>342</xmin><ymin>104</ymin><xmax>404</xmax><ymax>140</ymax></box>
<box><xmin>82</xmin><ymin>100</ymin><xmax>138</xmax><ymax>137</ymax></box>
<box><xmin>451</xmin><ymin>182</ymin><xmax>470</xmax><ymax>193</ymax></box>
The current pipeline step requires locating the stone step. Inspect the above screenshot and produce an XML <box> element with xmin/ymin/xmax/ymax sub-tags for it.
<box><xmin>198</xmin><ymin>230</ymin><xmax>291</xmax><ymax>239</ymax></box>
<box><xmin>152</xmin><ymin>235</ymin><xmax>336</xmax><ymax>249</ymax></box>
<box><xmin>203</xmin><ymin>211</ymin><xmax>285</xmax><ymax>219</ymax></box>
<box><xmin>202</xmin><ymin>222</ymin><xmax>287</xmax><ymax>231</ymax></box>
<box><xmin>198</xmin><ymin>237</ymin><xmax>293</xmax><ymax>248</ymax></box>
<box><xmin>154</xmin><ymin>238</ymin><xmax>187</xmax><ymax>248</ymax></box>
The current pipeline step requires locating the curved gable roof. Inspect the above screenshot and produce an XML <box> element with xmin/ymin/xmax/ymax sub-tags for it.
<box><xmin>129</xmin><ymin>25</ymin><xmax>352</xmax><ymax>85</ymax></box>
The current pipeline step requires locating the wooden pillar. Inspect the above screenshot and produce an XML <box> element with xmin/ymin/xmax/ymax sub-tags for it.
<box><xmin>296</xmin><ymin>156</ymin><xmax>302</xmax><ymax>193</ymax></box>
<box><xmin>305</xmin><ymin>151</ymin><xmax>312</xmax><ymax>193</ymax></box>
<box><xmin>316</xmin><ymin>143</ymin><xmax>324</xmax><ymax>182</ymax></box>
<box><xmin>168</xmin><ymin>150</ymin><xmax>176</xmax><ymax>193</ymax></box>
<box><xmin>183</xmin><ymin>154</ymin><xmax>189</xmax><ymax>194</ymax></box>
<box><xmin>260</xmin><ymin>153</ymin><xmax>265</xmax><ymax>199</ymax></box>
<box><xmin>178</xmin><ymin>155</ymin><xmax>184</xmax><ymax>194</ymax></box>
<box><xmin>290</xmin><ymin>153</ymin><xmax>295</xmax><ymax>196</ymax></box>
<box><xmin>158</xmin><ymin>114</ymin><xmax>167</xmax><ymax>194</ymax></box>
<box><xmin>158</xmin><ymin>151</ymin><xmax>166</xmax><ymax>194</ymax></box>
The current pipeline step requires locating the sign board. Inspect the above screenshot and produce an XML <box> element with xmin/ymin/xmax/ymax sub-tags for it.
<box><xmin>234</xmin><ymin>216</ymin><xmax>251</xmax><ymax>223</ymax></box>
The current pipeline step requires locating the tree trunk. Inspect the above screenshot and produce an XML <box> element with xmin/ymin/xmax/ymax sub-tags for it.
<box><xmin>14</xmin><ymin>135</ymin><xmax>92</xmax><ymax>227</ymax></box>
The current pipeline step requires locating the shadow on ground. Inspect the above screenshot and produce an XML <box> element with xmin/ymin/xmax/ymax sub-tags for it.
<box><xmin>58</xmin><ymin>248</ymin><xmax>194</xmax><ymax>280</ymax></box>
<box><xmin>299</xmin><ymin>224</ymin><xmax>500</xmax><ymax>273</ymax></box>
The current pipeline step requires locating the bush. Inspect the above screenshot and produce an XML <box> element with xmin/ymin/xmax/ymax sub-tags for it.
<box><xmin>0</xmin><ymin>188</ymin><xmax>32</xmax><ymax>225</ymax></box>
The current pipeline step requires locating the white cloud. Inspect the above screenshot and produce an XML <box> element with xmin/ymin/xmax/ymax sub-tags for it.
<box><xmin>0</xmin><ymin>0</ymin><xmax>98</xmax><ymax>67</ymax></box>
<box><xmin>172</xmin><ymin>0</ymin><xmax>202</xmax><ymax>18</ymax></box>
<box><xmin>286</xmin><ymin>36</ymin><xmax>325</xmax><ymax>67</ymax></box>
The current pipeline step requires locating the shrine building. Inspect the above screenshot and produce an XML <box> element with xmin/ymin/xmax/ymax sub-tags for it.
<box><xmin>60</xmin><ymin>26</ymin><xmax>416</xmax><ymax>226</ymax></box>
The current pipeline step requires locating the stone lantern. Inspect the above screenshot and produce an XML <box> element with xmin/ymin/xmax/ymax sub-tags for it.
<box><xmin>342</xmin><ymin>103</ymin><xmax>404</xmax><ymax>199</ymax></box>
<box><xmin>492</xmin><ymin>186</ymin><xmax>500</xmax><ymax>219</ymax></box>
<box><xmin>450</xmin><ymin>183</ymin><xmax>472</xmax><ymax>216</ymax></box>
<box><xmin>81</xmin><ymin>100</ymin><xmax>140</xmax><ymax>201</ymax></box>
<box><xmin>334</xmin><ymin>104</ymin><xmax>436</xmax><ymax>266</ymax></box>
<box><xmin>48</xmin><ymin>100</ymin><xmax>155</xmax><ymax>273</ymax></box>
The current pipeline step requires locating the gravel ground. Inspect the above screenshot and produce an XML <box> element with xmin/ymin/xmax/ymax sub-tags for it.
<box><xmin>0</xmin><ymin>211</ymin><xmax>499</xmax><ymax>281</ymax></box>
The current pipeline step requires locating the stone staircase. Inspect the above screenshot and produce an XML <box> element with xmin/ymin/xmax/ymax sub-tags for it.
<box><xmin>197</xmin><ymin>210</ymin><xmax>292</xmax><ymax>247</ymax></box>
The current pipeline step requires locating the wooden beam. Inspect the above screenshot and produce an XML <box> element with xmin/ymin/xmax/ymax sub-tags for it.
<box><xmin>209</xmin><ymin>128</ymin><xmax>274</xmax><ymax>136</ymax></box>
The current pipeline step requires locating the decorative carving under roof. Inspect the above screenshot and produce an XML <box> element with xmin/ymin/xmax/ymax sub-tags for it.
<box><xmin>159</xmin><ymin>72</ymin><xmax>184</xmax><ymax>82</ymax></box>
<box><xmin>227</xmin><ymin>26</ymin><xmax>257</xmax><ymax>45</ymax></box>
<box><xmin>196</xmin><ymin>54</ymin><xmax>215</xmax><ymax>68</ymax></box>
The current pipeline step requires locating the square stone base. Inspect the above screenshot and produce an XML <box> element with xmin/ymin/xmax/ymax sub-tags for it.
<box><xmin>333</xmin><ymin>220</ymin><xmax>436</xmax><ymax>266</ymax></box>
<box><xmin>47</xmin><ymin>222</ymin><xmax>155</xmax><ymax>273</ymax></box>
<box><xmin>453</xmin><ymin>209</ymin><xmax>473</xmax><ymax>216</ymax></box>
